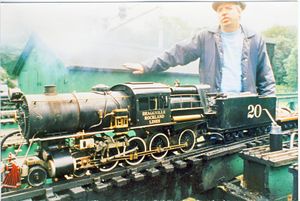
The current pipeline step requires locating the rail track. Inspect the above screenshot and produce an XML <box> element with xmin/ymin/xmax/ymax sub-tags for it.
<box><xmin>2</xmin><ymin>129</ymin><xmax>297</xmax><ymax>201</ymax></box>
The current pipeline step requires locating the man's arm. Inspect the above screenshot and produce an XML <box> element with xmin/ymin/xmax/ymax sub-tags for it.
<box><xmin>256</xmin><ymin>38</ymin><xmax>276</xmax><ymax>96</ymax></box>
<box><xmin>124</xmin><ymin>31</ymin><xmax>203</xmax><ymax>74</ymax></box>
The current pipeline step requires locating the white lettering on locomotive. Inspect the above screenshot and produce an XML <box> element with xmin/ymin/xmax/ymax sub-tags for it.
<box><xmin>142</xmin><ymin>110</ymin><xmax>166</xmax><ymax>124</ymax></box>
<box><xmin>247</xmin><ymin>104</ymin><xmax>262</xmax><ymax>118</ymax></box>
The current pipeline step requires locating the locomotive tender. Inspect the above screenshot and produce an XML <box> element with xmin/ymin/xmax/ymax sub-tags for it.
<box><xmin>2</xmin><ymin>82</ymin><xmax>276</xmax><ymax>188</ymax></box>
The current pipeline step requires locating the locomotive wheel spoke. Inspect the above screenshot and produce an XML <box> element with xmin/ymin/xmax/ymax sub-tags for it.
<box><xmin>124</xmin><ymin>137</ymin><xmax>147</xmax><ymax>166</ymax></box>
<box><xmin>178</xmin><ymin>129</ymin><xmax>196</xmax><ymax>153</ymax></box>
<box><xmin>99</xmin><ymin>137</ymin><xmax>120</xmax><ymax>172</ymax></box>
<box><xmin>148</xmin><ymin>133</ymin><xmax>170</xmax><ymax>160</ymax></box>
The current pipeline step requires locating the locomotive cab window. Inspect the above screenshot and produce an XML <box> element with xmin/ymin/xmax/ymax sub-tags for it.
<box><xmin>159</xmin><ymin>96</ymin><xmax>169</xmax><ymax>108</ymax></box>
<box><xmin>149</xmin><ymin>97</ymin><xmax>158</xmax><ymax>110</ymax></box>
<box><xmin>139</xmin><ymin>97</ymin><xmax>148</xmax><ymax>110</ymax></box>
<box><xmin>138</xmin><ymin>96</ymin><xmax>169</xmax><ymax>111</ymax></box>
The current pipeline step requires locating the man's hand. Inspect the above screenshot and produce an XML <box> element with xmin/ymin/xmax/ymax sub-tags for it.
<box><xmin>123</xmin><ymin>63</ymin><xmax>144</xmax><ymax>74</ymax></box>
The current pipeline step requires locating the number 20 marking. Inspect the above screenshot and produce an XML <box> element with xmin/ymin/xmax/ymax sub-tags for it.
<box><xmin>247</xmin><ymin>104</ymin><xmax>262</xmax><ymax>118</ymax></box>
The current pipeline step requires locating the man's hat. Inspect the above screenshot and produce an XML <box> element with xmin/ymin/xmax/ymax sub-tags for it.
<box><xmin>212</xmin><ymin>2</ymin><xmax>246</xmax><ymax>11</ymax></box>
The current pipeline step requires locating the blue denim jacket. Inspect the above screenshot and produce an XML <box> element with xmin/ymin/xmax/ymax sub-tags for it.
<box><xmin>142</xmin><ymin>25</ymin><xmax>276</xmax><ymax>96</ymax></box>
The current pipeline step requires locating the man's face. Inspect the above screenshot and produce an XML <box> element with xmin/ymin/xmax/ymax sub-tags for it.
<box><xmin>216</xmin><ymin>3</ymin><xmax>241</xmax><ymax>28</ymax></box>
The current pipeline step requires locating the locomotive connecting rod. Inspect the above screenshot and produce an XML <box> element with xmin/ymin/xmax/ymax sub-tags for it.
<box><xmin>102</xmin><ymin>143</ymin><xmax>187</xmax><ymax>163</ymax></box>
<box><xmin>100</xmin><ymin>147</ymin><xmax>139</xmax><ymax>163</ymax></box>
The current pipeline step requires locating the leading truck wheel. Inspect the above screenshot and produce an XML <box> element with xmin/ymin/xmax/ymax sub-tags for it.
<box><xmin>27</xmin><ymin>166</ymin><xmax>47</xmax><ymax>187</ymax></box>
<box><xmin>125</xmin><ymin>137</ymin><xmax>147</xmax><ymax>166</ymax></box>
<box><xmin>99</xmin><ymin>137</ymin><xmax>120</xmax><ymax>172</ymax></box>
<box><xmin>178</xmin><ymin>129</ymin><xmax>196</xmax><ymax>153</ymax></box>
<box><xmin>149</xmin><ymin>133</ymin><xmax>170</xmax><ymax>160</ymax></box>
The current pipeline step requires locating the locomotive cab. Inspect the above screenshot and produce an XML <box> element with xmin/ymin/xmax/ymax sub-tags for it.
<box><xmin>111</xmin><ymin>82</ymin><xmax>172</xmax><ymax>127</ymax></box>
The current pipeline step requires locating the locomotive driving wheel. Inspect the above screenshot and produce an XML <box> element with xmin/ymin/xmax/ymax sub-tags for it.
<box><xmin>148</xmin><ymin>133</ymin><xmax>170</xmax><ymax>160</ymax></box>
<box><xmin>178</xmin><ymin>129</ymin><xmax>196</xmax><ymax>153</ymax></box>
<box><xmin>98</xmin><ymin>137</ymin><xmax>120</xmax><ymax>172</ymax></box>
<box><xmin>124</xmin><ymin>137</ymin><xmax>147</xmax><ymax>166</ymax></box>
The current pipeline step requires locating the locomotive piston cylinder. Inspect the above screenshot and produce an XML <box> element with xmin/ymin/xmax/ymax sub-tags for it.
<box><xmin>47</xmin><ymin>149</ymin><xmax>76</xmax><ymax>177</ymax></box>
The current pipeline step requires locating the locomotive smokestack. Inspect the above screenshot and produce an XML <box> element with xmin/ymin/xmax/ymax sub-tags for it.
<box><xmin>44</xmin><ymin>85</ymin><xmax>57</xmax><ymax>95</ymax></box>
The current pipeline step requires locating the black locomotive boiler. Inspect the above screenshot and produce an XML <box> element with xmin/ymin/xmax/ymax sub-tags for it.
<box><xmin>2</xmin><ymin>82</ymin><xmax>276</xmax><ymax>188</ymax></box>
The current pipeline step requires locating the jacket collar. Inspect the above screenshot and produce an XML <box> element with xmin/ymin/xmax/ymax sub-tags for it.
<box><xmin>208</xmin><ymin>25</ymin><xmax>256</xmax><ymax>38</ymax></box>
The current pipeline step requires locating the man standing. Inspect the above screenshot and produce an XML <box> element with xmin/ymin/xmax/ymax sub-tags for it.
<box><xmin>123</xmin><ymin>2</ymin><xmax>275</xmax><ymax>96</ymax></box>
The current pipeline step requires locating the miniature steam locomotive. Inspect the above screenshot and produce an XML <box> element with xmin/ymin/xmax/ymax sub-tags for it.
<box><xmin>2</xmin><ymin>82</ymin><xmax>276</xmax><ymax>188</ymax></box>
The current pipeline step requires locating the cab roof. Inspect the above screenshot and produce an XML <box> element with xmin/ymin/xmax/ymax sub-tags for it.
<box><xmin>111</xmin><ymin>82</ymin><xmax>171</xmax><ymax>96</ymax></box>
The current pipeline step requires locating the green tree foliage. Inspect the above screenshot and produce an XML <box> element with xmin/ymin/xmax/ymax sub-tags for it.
<box><xmin>0</xmin><ymin>45</ymin><xmax>21</xmax><ymax>73</ymax></box>
<box><xmin>0</xmin><ymin>46</ymin><xmax>20</xmax><ymax>88</ymax></box>
<box><xmin>284</xmin><ymin>47</ymin><xmax>298</xmax><ymax>91</ymax></box>
<box><xmin>263</xmin><ymin>26</ymin><xmax>297</xmax><ymax>90</ymax></box>
<box><xmin>0</xmin><ymin>67</ymin><xmax>16</xmax><ymax>88</ymax></box>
